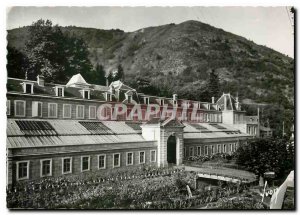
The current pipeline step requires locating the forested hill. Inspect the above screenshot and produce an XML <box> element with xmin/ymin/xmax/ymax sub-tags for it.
<box><xmin>7</xmin><ymin>20</ymin><xmax>294</xmax><ymax>136</ymax></box>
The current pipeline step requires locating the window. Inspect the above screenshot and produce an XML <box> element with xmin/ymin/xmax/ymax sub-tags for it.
<box><xmin>106</xmin><ymin>93</ymin><xmax>112</xmax><ymax>101</ymax></box>
<box><xmin>139</xmin><ymin>151</ymin><xmax>145</xmax><ymax>164</ymax></box>
<box><xmin>144</xmin><ymin>97</ymin><xmax>149</xmax><ymax>105</ymax></box>
<box><xmin>223</xmin><ymin>144</ymin><xmax>226</xmax><ymax>153</ymax></box>
<box><xmin>16</xmin><ymin>161</ymin><xmax>29</xmax><ymax>180</ymax></box>
<box><xmin>76</xmin><ymin>105</ymin><xmax>85</xmax><ymax>119</ymax></box>
<box><xmin>63</xmin><ymin>104</ymin><xmax>72</xmax><ymax>118</ymax></box>
<box><xmin>113</xmin><ymin>153</ymin><xmax>120</xmax><ymax>168</ymax></box>
<box><xmin>48</xmin><ymin>103</ymin><xmax>57</xmax><ymax>118</ymax></box>
<box><xmin>234</xmin><ymin>143</ymin><xmax>237</xmax><ymax>152</ymax></box>
<box><xmin>32</xmin><ymin>101</ymin><xmax>42</xmax><ymax>117</ymax></box>
<box><xmin>229</xmin><ymin>144</ymin><xmax>233</xmax><ymax>152</ymax></box>
<box><xmin>56</xmin><ymin>87</ymin><xmax>64</xmax><ymax>97</ymax></box>
<box><xmin>62</xmin><ymin>157</ymin><xmax>72</xmax><ymax>174</ymax></box>
<box><xmin>81</xmin><ymin>156</ymin><xmax>90</xmax><ymax>172</ymax></box>
<box><xmin>98</xmin><ymin>154</ymin><xmax>106</xmax><ymax>169</ymax></box>
<box><xmin>160</xmin><ymin>99</ymin><xmax>164</xmax><ymax>106</ymax></box>
<box><xmin>189</xmin><ymin>147</ymin><xmax>194</xmax><ymax>156</ymax></box>
<box><xmin>173</xmin><ymin>100</ymin><xmax>177</xmax><ymax>106</ymax></box>
<box><xmin>217</xmin><ymin>145</ymin><xmax>221</xmax><ymax>153</ymax></box>
<box><xmin>127</xmin><ymin>95</ymin><xmax>132</xmax><ymax>103</ymax></box>
<box><xmin>211</xmin><ymin>146</ymin><xmax>215</xmax><ymax>154</ymax></box>
<box><xmin>40</xmin><ymin>159</ymin><xmax>52</xmax><ymax>177</ymax></box>
<box><xmin>82</xmin><ymin>90</ymin><xmax>90</xmax><ymax>99</ymax></box>
<box><xmin>89</xmin><ymin>106</ymin><xmax>97</xmax><ymax>119</ymax></box>
<box><xmin>24</xmin><ymin>83</ymin><xmax>33</xmax><ymax>94</ymax></box>
<box><xmin>14</xmin><ymin>100</ymin><xmax>26</xmax><ymax>117</ymax></box>
<box><xmin>6</xmin><ymin>100</ymin><xmax>10</xmax><ymax>115</ymax></box>
<box><xmin>205</xmin><ymin>146</ymin><xmax>209</xmax><ymax>155</ymax></box>
<box><xmin>197</xmin><ymin>146</ymin><xmax>201</xmax><ymax>156</ymax></box>
<box><xmin>150</xmin><ymin>150</ymin><xmax>156</xmax><ymax>162</ymax></box>
<box><xmin>184</xmin><ymin>147</ymin><xmax>187</xmax><ymax>157</ymax></box>
<box><xmin>126</xmin><ymin>152</ymin><xmax>133</xmax><ymax>165</ymax></box>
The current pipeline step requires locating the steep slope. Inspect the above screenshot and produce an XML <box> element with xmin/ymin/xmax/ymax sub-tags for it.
<box><xmin>7</xmin><ymin>20</ymin><xmax>294</xmax><ymax>108</ymax></box>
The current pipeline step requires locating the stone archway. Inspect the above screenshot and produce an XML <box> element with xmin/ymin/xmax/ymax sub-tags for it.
<box><xmin>167</xmin><ymin>135</ymin><xmax>177</xmax><ymax>164</ymax></box>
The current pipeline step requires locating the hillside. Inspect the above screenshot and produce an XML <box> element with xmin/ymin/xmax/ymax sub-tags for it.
<box><xmin>7</xmin><ymin>20</ymin><xmax>294</xmax><ymax>136</ymax></box>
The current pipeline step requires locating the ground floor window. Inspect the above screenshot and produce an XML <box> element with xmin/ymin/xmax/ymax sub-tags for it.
<box><xmin>40</xmin><ymin>159</ymin><xmax>52</xmax><ymax>177</ymax></box>
<box><xmin>81</xmin><ymin>156</ymin><xmax>90</xmax><ymax>171</ymax></box>
<box><xmin>189</xmin><ymin>147</ymin><xmax>194</xmax><ymax>156</ymax></box>
<box><xmin>16</xmin><ymin>161</ymin><xmax>29</xmax><ymax>180</ymax></box>
<box><xmin>98</xmin><ymin>155</ymin><xmax>106</xmax><ymax>169</ymax></box>
<box><xmin>211</xmin><ymin>146</ymin><xmax>215</xmax><ymax>154</ymax></box>
<box><xmin>197</xmin><ymin>146</ymin><xmax>201</xmax><ymax>155</ymax></box>
<box><xmin>217</xmin><ymin>144</ymin><xmax>221</xmax><ymax>153</ymax></box>
<box><xmin>205</xmin><ymin>146</ymin><xmax>208</xmax><ymax>155</ymax></box>
<box><xmin>62</xmin><ymin>157</ymin><xmax>72</xmax><ymax>174</ymax></box>
<box><xmin>139</xmin><ymin>151</ymin><xmax>145</xmax><ymax>164</ymax></box>
<box><xmin>229</xmin><ymin>144</ymin><xmax>233</xmax><ymax>152</ymax></box>
<box><xmin>126</xmin><ymin>152</ymin><xmax>133</xmax><ymax>165</ymax></box>
<box><xmin>113</xmin><ymin>153</ymin><xmax>120</xmax><ymax>167</ymax></box>
<box><xmin>223</xmin><ymin>144</ymin><xmax>226</xmax><ymax>153</ymax></box>
<box><xmin>150</xmin><ymin>150</ymin><xmax>156</xmax><ymax>162</ymax></box>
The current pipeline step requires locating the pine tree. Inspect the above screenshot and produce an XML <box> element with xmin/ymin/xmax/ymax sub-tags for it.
<box><xmin>114</xmin><ymin>64</ymin><xmax>124</xmax><ymax>81</ymax></box>
<box><xmin>7</xmin><ymin>46</ymin><xmax>29</xmax><ymax>79</ymax></box>
<box><xmin>94</xmin><ymin>63</ymin><xmax>106</xmax><ymax>85</ymax></box>
<box><xmin>207</xmin><ymin>69</ymin><xmax>220</xmax><ymax>98</ymax></box>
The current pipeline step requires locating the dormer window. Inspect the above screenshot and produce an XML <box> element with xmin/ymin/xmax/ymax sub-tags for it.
<box><xmin>160</xmin><ymin>99</ymin><xmax>164</xmax><ymax>106</ymax></box>
<box><xmin>144</xmin><ymin>97</ymin><xmax>149</xmax><ymax>105</ymax></box>
<box><xmin>128</xmin><ymin>95</ymin><xmax>132</xmax><ymax>103</ymax></box>
<box><xmin>55</xmin><ymin>86</ymin><xmax>64</xmax><ymax>97</ymax></box>
<box><xmin>105</xmin><ymin>92</ymin><xmax>112</xmax><ymax>101</ymax></box>
<box><xmin>173</xmin><ymin>100</ymin><xmax>177</xmax><ymax>106</ymax></box>
<box><xmin>23</xmin><ymin>82</ymin><xmax>34</xmax><ymax>94</ymax></box>
<box><xmin>81</xmin><ymin>90</ymin><xmax>90</xmax><ymax>99</ymax></box>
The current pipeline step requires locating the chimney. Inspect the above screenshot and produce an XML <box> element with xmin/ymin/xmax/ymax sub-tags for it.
<box><xmin>212</xmin><ymin>97</ymin><xmax>215</xmax><ymax>104</ymax></box>
<box><xmin>173</xmin><ymin>94</ymin><xmax>178</xmax><ymax>100</ymax></box>
<box><xmin>37</xmin><ymin>75</ymin><xmax>44</xmax><ymax>86</ymax></box>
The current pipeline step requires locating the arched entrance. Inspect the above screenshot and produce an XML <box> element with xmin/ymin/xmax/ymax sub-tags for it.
<box><xmin>167</xmin><ymin>135</ymin><xmax>177</xmax><ymax>164</ymax></box>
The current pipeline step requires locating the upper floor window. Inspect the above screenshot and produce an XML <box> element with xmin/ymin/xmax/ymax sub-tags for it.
<box><xmin>55</xmin><ymin>87</ymin><xmax>64</xmax><ymax>97</ymax></box>
<box><xmin>173</xmin><ymin>100</ymin><xmax>177</xmax><ymax>106</ymax></box>
<box><xmin>15</xmin><ymin>100</ymin><xmax>26</xmax><ymax>117</ymax></box>
<box><xmin>63</xmin><ymin>104</ymin><xmax>72</xmax><ymax>118</ymax></box>
<box><xmin>32</xmin><ymin>101</ymin><xmax>42</xmax><ymax>117</ymax></box>
<box><xmin>76</xmin><ymin>105</ymin><xmax>85</xmax><ymax>119</ymax></box>
<box><xmin>48</xmin><ymin>103</ymin><xmax>57</xmax><ymax>118</ymax></box>
<box><xmin>150</xmin><ymin>150</ymin><xmax>156</xmax><ymax>162</ymax></box>
<box><xmin>160</xmin><ymin>99</ymin><xmax>164</xmax><ymax>106</ymax></box>
<box><xmin>127</xmin><ymin>95</ymin><xmax>132</xmax><ymax>103</ymax></box>
<box><xmin>144</xmin><ymin>97</ymin><xmax>149</xmax><ymax>105</ymax></box>
<box><xmin>89</xmin><ymin>106</ymin><xmax>96</xmax><ymax>119</ymax></box>
<box><xmin>23</xmin><ymin>82</ymin><xmax>33</xmax><ymax>94</ymax></box>
<box><xmin>16</xmin><ymin>161</ymin><xmax>29</xmax><ymax>181</ymax></box>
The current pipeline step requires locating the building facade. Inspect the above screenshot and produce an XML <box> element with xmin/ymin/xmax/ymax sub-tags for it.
<box><xmin>6</xmin><ymin>74</ymin><xmax>259</xmax><ymax>185</ymax></box>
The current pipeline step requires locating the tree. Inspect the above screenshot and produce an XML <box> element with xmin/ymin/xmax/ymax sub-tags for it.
<box><xmin>113</xmin><ymin>64</ymin><xmax>124</xmax><ymax>81</ymax></box>
<box><xmin>7</xmin><ymin>46</ymin><xmax>29</xmax><ymax>79</ymax></box>
<box><xmin>93</xmin><ymin>63</ymin><xmax>106</xmax><ymax>85</ymax></box>
<box><xmin>207</xmin><ymin>69</ymin><xmax>220</xmax><ymax>98</ymax></box>
<box><xmin>236</xmin><ymin>138</ymin><xmax>294</xmax><ymax>178</ymax></box>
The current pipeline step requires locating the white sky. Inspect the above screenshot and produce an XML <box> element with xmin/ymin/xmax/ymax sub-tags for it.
<box><xmin>6</xmin><ymin>6</ymin><xmax>295</xmax><ymax>57</ymax></box>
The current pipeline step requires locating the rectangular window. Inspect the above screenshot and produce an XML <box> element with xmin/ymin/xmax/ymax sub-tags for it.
<box><xmin>139</xmin><ymin>151</ymin><xmax>145</xmax><ymax>164</ymax></box>
<box><xmin>106</xmin><ymin>93</ymin><xmax>112</xmax><ymax>101</ymax></box>
<box><xmin>197</xmin><ymin>146</ymin><xmax>201</xmax><ymax>156</ymax></box>
<box><xmin>144</xmin><ymin>97</ymin><xmax>149</xmax><ymax>105</ymax></box>
<box><xmin>81</xmin><ymin>156</ymin><xmax>90</xmax><ymax>171</ymax></box>
<box><xmin>6</xmin><ymin>100</ymin><xmax>10</xmax><ymax>115</ymax></box>
<box><xmin>16</xmin><ymin>161</ymin><xmax>29</xmax><ymax>180</ymax></box>
<box><xmin>40</xmin><ymin>159</ymin><xmax>52</xmax><ymax>177</ymax></box>
<box><xmin>76</xmin><ymin>105</ymin><xmax>85</xmax><ymax>119</ymax></box>
<box><xmin>128</xmin><ymin>95</ymin><xmax>132</xmax><ymax>103</ymax></box>
<box><xmin>113</xmin><ymin>153</ymin><xmax>120</xmax><ymax>168</ymax></box>
<box><xmin>98</xmin><ymin>154</ymin><xmax>106</xmax><ymax>169</ymax></box>
<box><xmin>56</xmin><ymin>87</ymin><xmax>64</xmax><ymax>97</ymax></box>
<box><xmin>205</xmin><ymin>146</ymin><xmax>209</xmax><ymax>155</ymax></box>
<box><xmin>229</xmin><ymin>144</ymin><xmax>233</xmax><ymax>152</ymax></box>
<box><xmin>234</xmin><ymin>143</ymin><xmax>237</xmax><ymax>152</ymax></box>
<box><xmin>89</xmin><ymin>106</ymin><xmax>96</xmax><ymax>119</ymax></box>
<box><xmin>15</xmin><ymin>100</ymin><xmax>26</xmax><ymax>117</ymax></box>
<box><xmin>25</xmin><ymin>83</ymin><xmax>33</xmax><ymax>94</ymax></box>
<box><xmin>84</xmin><ymin>91</ymin><xmax>90</xmax><ymax>99</ymax></box>
<box><xmin>126</xmin><ymin>152</ymin><xmax>133</xmax><ymax>166</ymax></box>
<box><xmin>150</xmin><ymin>150</ymin><xmax>156</xmax><ymax>162</ymax></box>
<box><xmin>223</xmin><ymin>144</ymin><xmax>226</xmax><ymax>153</ymax></box>
<box><xmin>32</xmin><ymin>101</ymin><xmax>42</xmax><ymax>117</ymax></box>
<box><xmin>217</xmin><ymin>144</ymin><xmax>221</xmax><ymax>153</ymax></box>
<box><xmin>189</xmin><ymin>147</ymin><xmax>194</xmax><ymax>156</ymax></box>
<box><xmin>48</xmin><ymin>103</ymin><xmax>57</xmax><ymax>118</ymax></box>
<box><xmin>211</xmin><ymin>146</ymin><xmax>215</xmax><ymax>154</ymax></box>
<box><xmin>63</xmin><ymin>104</ymin><xmax>72</xmax><ymax>118</ymax></box>
<box><xmin>62</xmin><ymin>157</ymin><xmax>72</xmax><ymax>174</ymax></box>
